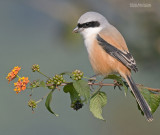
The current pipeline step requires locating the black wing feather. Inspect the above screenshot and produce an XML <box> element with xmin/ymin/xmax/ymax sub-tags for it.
<box><xmin>97</xmin><ymin>34</ymin><xmax>138</xmax><ymax>72</ymax></box>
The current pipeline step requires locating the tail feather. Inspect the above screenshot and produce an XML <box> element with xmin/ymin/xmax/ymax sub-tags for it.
<box><xmin>125</xmin><ymin>75</ymin><xmax>153</xmax><ymax>122</ymax></box>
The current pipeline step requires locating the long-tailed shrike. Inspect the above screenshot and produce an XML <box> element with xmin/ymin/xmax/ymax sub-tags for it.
<box><xmin>73</xmin><ymin>11</ymin><xmax>153</xmax><ymax>121</ymax></box>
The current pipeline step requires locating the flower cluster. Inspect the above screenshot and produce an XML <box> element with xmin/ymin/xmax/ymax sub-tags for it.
<box><xmin>14</xmin><ymin>77</ymin><xmax>29</xmax><ymax>94</ymax></box>
<box><xmin>6</xmin><ymin>66</ymin><xmax>29</xmax><ymax>94</ymax></box>
<box><xmin>6</xmin><ymin>66</ymin><xmax>21</xmax><ymax>83</ymax></box>
<box><xmin>72</xmin><ymin>70</ymin><xmax>84</xmax><ymax>80</ymax></box>
<box><xmin>30</xmin><ymin>80</ymin><xmax>40</xmax><ymax>88</ymax></box>
<box><xmin>28</xmin><ymin>99</ymin><xmax>37</xmax><ymax>109</ymax></box>
<box><xmin>46</xmin><ymin>78</ymin><xmax>55</xmax><ymax>89</ymax></box>
<box><xmin>53</xmin><ymin>74</ymin><xmax>65</xmax><ymax>85</ymax></box>
<box><xmin>32</xmin><ymin>64</ymin><xmax>40</xmax><ymax>72</ymax></box>
<box><xmin>46</xmin><ymin>75</ymin><xmax>65</xmax><ymax>89</ymax></box>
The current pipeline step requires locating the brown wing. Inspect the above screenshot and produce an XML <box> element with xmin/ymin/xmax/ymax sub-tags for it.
<box><xmin>96</xmin><ymin>34</ymin><xmax>138</xmax><ymax>72</ymax></box>
<box><xmin>99</xmin><ymin>25</ymin><xmax>129</xmax><ymax>51</ymax></box>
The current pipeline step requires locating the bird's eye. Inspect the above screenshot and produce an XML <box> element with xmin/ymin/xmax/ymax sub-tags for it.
<box><xmin>77</xmin><ymin>23</ymin><xmax>82</xmax><ymax>28</ymax></box>
<box><xmin>80</xmin><ymin>21</ymin><xmax>100</xmax><ymax>28</ymax></box>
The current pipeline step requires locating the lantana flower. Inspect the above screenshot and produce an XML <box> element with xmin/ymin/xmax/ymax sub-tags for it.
<box><xmin>14</xmin><ymin>77</ymin><xmax>29</xmax><ymax>94</ymax></box>
<box><xmin>6</xmin><ymin>66</ymin><xmax>21</xmax><ymax>83</ymax></box>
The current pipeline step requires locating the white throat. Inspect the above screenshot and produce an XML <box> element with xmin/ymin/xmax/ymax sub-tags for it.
<box><xmin>80</xmin><ymin>27</ymin><xmax>102</xmax><ymax>54</ymax></box>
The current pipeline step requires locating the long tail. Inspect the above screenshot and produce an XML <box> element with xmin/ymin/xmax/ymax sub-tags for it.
<box><xmin>125</xmin><ymin>75</ymin><xmax>153</xmax><ymax>122</ymax></box>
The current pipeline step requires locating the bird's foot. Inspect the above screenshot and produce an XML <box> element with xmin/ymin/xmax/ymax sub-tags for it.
<box><xmin>113</xmin><ymin>80</ymin><xmax>122</xmax><ymax>90</ymax></box>
<box><xmin>88</xmin><ymin>75</ymin><xmax>97</xmax><ymax>91</ymax></box>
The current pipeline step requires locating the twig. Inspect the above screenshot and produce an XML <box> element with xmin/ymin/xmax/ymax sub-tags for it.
<box><xmin>89</xmin><ymin>82</ymin><xmax>160</xmax><ymax>92</ymax></box>
<box><xmin>35</xmin><ymin>89</ymin><xmax>56</xmax><ymax>104</ymax></box>
<box><xmin>37</xmin><ymin>71</ymin><xmax>50</xmax><ymax>79</ymax></box>
<box><xmin>58</xmin><ymin>82</ymin><xmax>160</xmax><ymax>92</ymax></box>
<box><xmin>136</xmin><ymin>84</ymin><xmax>160</xmax><ymax>92</ymax></box>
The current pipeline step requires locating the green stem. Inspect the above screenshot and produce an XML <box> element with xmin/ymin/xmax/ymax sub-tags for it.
<box><xmin>37</xmin><ymin>71</ymin><xmax>50</xmax><ymax>79</ymax></box>
<box><xmin>35</xmin><ymin>89</ymin><xmax>56</xmax><ymax>104</ymax></box>
<box><xmin>91</xmin><ymin>86</ymin><xmax>102</xmax><ymax>97</ymax></box>
<box><xmin>26</xmin><ymin>87</ymin><xmax>33</xmax><ymax>89</ymax></box>
<box><xmin>16</xmin><ymin>75</ymin><xmax>21</xmax><ymax>79</ymax></box>
<box><xmin>83</xmin><ymin>76</ymin><xmax>90</xmax><ymax>79</ymax></box>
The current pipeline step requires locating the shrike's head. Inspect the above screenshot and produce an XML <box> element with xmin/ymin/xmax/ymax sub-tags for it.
<box><xmin>73</xmin><ymin>11</ymin><xmax>110</xmax><ymax>38</ymax></box>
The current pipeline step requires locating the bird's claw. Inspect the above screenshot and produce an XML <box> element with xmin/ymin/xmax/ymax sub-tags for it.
<box><xmin>88</xmin><ymin>76</ymin><xmax>96</xmax><ymax>91</ymax></box>
<box><xmin>114</xmin><ymin>80</ymin><xmax>122</xmax><ymax>90</ymax></box>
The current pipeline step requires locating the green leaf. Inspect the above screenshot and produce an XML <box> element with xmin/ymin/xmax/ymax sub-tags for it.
<box><xmin>45</xmin><ymin>90</ymin><xmax>59</xmax><ymax>116</ymax></box>
<box><xmin>138</xmin><ymin>86</ymin><xmax>160</xmax><ymax>114</ymax></box>
<box><xmin>73</xmin><ymin>80</ymin><xmax>90</xmax><ymax>103</ymax></box>
<box><xmin>60</xmin><ymin>72</ymin><xmax>72</xmax><ymax>76</ymax></box>
<box><xmin>40</xmin><ymin>80</ymin><xmax>46</xmax><ymax>88</ymax></box>
<box><xmin>104</xmin><ymin>74</ymin><xmax>122</xmax><ymax>82</ymax></box>
<box><xmin>105</xmin><ymin>74</ymin><xmax>128</xmax><ymax>96</ymax></box>
<box><xmin>90</xmin><ymin>91</ymin><xmax>107</xmax><ymax>120</ymax></box>
<box><xmin>63</xmin><ymin>83</ymin><xmax>81</xmax><ymax>103</ymax></box>
<box><xmin>122</xmin><ymin>81</ymin><xmax>128</xmax><ymax>96</ymax></box>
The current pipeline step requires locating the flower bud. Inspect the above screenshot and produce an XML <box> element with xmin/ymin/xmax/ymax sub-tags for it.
<box><xmin>53</xmin><ymin>74</ymin><xmax>65</xmax><ymax>86</ymax></box>
<box><xmin>32</xmin><ymin>64</ymin><xmax>40</xmax><ymax>72</ymax></box>
<box><xmin>28</xmin><ymin>99</ymin><xmax>37</xmax><ymax>108</ymax></box>
<box><xmin>71</xmin><ymin>70</ymin><xmax>84</xmax><ymax>80</ymax></box>
<box><xmin>46</xmin><ymin>78</ymin><xmax>55</xmax><ymax>89</ymax></box>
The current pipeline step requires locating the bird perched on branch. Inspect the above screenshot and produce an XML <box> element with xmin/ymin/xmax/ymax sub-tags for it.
<box><xmin>73</xmin><ymin>11</ymin><xmax>153</xmax><ymax>121</ymax></box>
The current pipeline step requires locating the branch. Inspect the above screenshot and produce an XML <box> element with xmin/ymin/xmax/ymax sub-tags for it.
<box><xmin>136</xmin><ymin>84</ymin><xmax>160</xmax><ymax>92</ymax></box>
<box><xmin>59</xmin><ymin>82</ymin><xmax>160</xmax><ymax>92</ymax></box>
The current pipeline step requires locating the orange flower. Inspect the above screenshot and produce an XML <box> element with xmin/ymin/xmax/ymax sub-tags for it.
<box><xmin>6</xmin><ymin>66</ymin><xmax>21</xmax><ymax>83</ymax></box>
<box><xmin>14</xmin><ymin>77</ymin><xmax>29</xmax><ymax>94</ymax></box>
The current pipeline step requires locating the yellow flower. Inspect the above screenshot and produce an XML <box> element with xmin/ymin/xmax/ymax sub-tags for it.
<box><xmin>14</xmin><ymin>77</ymin><xmax>29</xmax><ymax>94</ymax></box>
<box><xmin>6</xmin><ymin>66</ymin><xmax>21</xmax><ymax>83</ymax></box>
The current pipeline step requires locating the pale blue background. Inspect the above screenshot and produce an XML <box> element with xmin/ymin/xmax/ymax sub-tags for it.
<box><xmin>1</xmin><ymin>0</ymin><xmax>160</xmax><ymax>135</ymax></box>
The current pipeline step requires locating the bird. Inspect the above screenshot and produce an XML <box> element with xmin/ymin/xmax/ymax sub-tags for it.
<box><xmin>73</xmin><ymin>11</ymin><xmax>153</xmax><ymax>121</ymax></box>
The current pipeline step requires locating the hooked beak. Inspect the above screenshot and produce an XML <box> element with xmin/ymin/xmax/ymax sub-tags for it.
<box><xmin>73</xmin><ymin>26</ymin><xmax>79</xmax><ymax>33</ymax></box>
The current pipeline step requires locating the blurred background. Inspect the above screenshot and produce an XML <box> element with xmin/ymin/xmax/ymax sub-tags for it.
<box><xmin>1</xmin><ymin>0</ymin><xmax>160</xmax><ymax>135</ymax></box>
